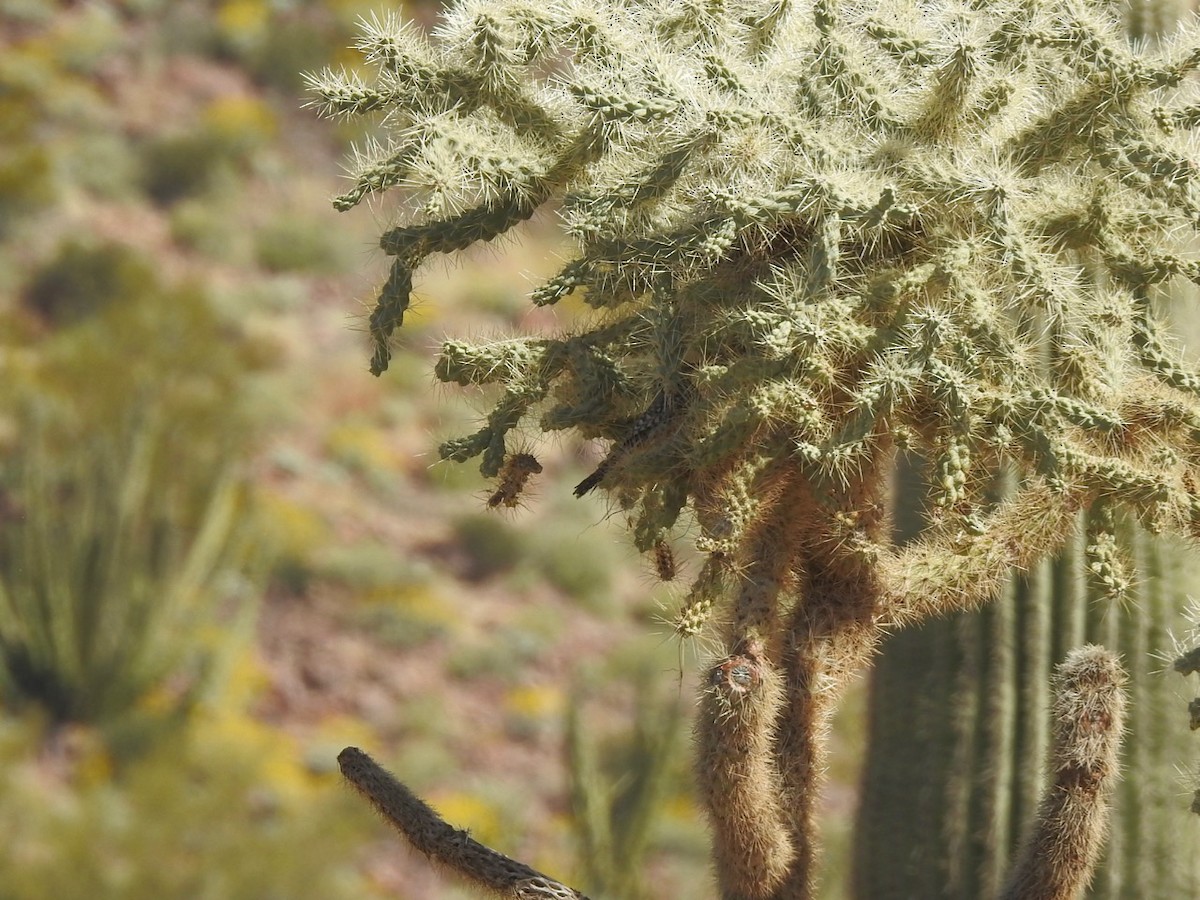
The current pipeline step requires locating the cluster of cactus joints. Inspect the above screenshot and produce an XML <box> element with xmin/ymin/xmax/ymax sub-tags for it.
<box><xmin>313</xmin><ymin>1</ymin><xmax>1200</xmax><ymax>897</ymax></box>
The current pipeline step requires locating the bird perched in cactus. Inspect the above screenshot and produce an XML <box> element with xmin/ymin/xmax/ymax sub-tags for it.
<box><xmin>310</xmin><ymin>1</ymin><xmax>1200</xmax><ymax>897</ymax></box>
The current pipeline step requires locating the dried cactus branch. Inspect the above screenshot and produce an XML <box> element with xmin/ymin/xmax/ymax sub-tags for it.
<box><xmin>338</xmin><ymin>748</ymin><xmax>589</xmax><ymax>900</ymax></box>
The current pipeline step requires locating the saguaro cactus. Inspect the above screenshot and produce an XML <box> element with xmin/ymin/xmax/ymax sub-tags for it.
<box><xmin>855</xmin><ymin>504</ymin><xmax>1200</xmax><ymax>899</ymax></box>
<box><xmin>311</xmin><ymin>2</ymin><xmax>1200</xmax><ymax>897</ymax></box>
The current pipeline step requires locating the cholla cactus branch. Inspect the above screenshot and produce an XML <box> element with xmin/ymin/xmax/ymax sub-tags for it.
<box><xmin>338</xmin><ymin>748</ymin><xmax>589</xmax><ymax>900</ymax></box>
<box><xmin>882</xmin><ymin>479</ymin><xmax>1089</xmax><ymax>629</ymax></box>
<box><xmin>696</xmin><ymin>647</ymin><xmax>796</xmax><ymax>899</ymax></box>
<box><xmin>998</xmin><ymin>646</ymin><xmax>1127</xmax><ymax>900</ymax></box>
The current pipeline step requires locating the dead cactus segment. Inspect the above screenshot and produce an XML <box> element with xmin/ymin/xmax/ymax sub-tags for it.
<box><xmin>488</xmin><ymin>452</ymin><xmax>544</xmax><ymax>508</ymax></box>
<box><xmin>338</xmin><ymin>748</ymin><xmax>590</xmax><ymax>900</ymax></box>
<box><xmin>1171</xmin><ymin>618</ymin><xmax>1200</xmax><ymax>819</ymax></box>
<box><xmin>1175</xmin><ymin>645</ymin><xmax>1200</xmax><ymax>676</ymax></box>
<box><xmin>652</xmin><ymin>536</ymin><xmax>677</xmax><ymax>581</ymax></box>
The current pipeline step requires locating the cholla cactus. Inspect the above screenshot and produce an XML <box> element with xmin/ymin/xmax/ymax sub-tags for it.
<box><xmin>999</xmin><ymin>646</ymin><xmax>1127</xmax><ymax>900</ymax></box>
<box><xmin>311</xmin><ymin>1</ymin><xmax>1200</xmax><ymax>897</ymax></box>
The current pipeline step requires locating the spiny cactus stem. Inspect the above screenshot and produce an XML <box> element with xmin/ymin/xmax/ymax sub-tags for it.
<box><xmin>695</xmin><ymin>648</ymin><xmax>795</xmax><ymax>900</ymax></box>
<box><xmin>770</xmin><ymin>622</ymin><xmax>865</xmax><ymax>900</ymax></box>
<box><xmin>770</xmin><ymin>517</ymin><xmax>890</xmax><ymax>900</ymax></box>
<box><xmin>998</xmin><ymin>645</ymin><xmax>1127</xmax><ymax>900</ymax></box>
<box><xmin>883</xmin><ymin>480</ymin><xmax>1090</xmax><ymax>628</ymax></box>
<box><xmin>730</xmin><ymin>495</ymin><xmax>801</xmax><ymax>653</ymax></box>
<box><xmin>338</xmin><ymin>748</ymin><xmax>589</xmax><ymax>900</ymax></box>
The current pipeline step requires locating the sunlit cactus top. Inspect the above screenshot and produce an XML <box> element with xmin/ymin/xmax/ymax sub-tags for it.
<box><xmin>311</xmin><ymin>0</ymin><xmax>1200</xmax><ymax>619</ymax></box>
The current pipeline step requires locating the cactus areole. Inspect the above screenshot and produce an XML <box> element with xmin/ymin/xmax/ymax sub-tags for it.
<box><xmin>313</xmin><ymin>1</ymin><xmax>1200</xmax><ymax>897</ymax></box>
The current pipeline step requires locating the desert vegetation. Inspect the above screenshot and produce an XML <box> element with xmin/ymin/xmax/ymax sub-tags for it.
<box><xmin>311</xmin><ymin>1</ymin><xmax>1200</xmax><ymax>897</ymax></box>
<box><xmin>4</xmin><ymin>1</ymin><xmax>1200</xmax><ymax>899</ymax></box>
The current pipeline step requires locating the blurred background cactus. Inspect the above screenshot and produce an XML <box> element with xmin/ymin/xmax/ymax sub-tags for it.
<box><xmin>565</xmin><ymin>670</ymin><xmax>687</xmax><ymax>900</ymax></box>
<box><xmin>0</xmin><ymin>243</ymin><xmax>269</xmax><ymax>735</ymax></box>
<box><xmin>0</xmin><ymin>413</ymin><xmax>251</xmax><ymax>729</ymax></box>
<box><xmin>313</xmin><ymin>0</ymin><xmax>1200</xmax><ymax>896</ymax></box>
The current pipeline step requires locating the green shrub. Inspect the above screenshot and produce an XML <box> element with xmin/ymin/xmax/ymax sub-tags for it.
<box><xmin>255</xmin><ymin>214</ymin><xmax>352</xmax><ymax>273</ymax></box>
<box><xmin>532</xmin><ymin>529</ymin><xmax>618</xmax><ymax>614</ymax></box>
<box><xmin>50</xmin><ymin>3</ymin><xmax>123</xmax><ymax>76</ymax></box>
<box><xmin>0</xmin><ymin>80</ymin><xmax>55</xmax><ymax>231</ymax></box>
<box><xmin>312</xmin><ymin>541</ymin><xmax>429</xmax><ymax>591</ymax></box>
<box><xmin>350</xmin><ymin>584</ymin><xmax>459</xmax><ymax>650</ymax></box>
<box><xmin>169</xmin><ymin>196</ymin><xmax>243</xmax><ymax>261</ymax></box>
<box><xmin>452</xmin><ymin>512</ymin><xmax>527</xmax><ymax>580</ymax></box>
<box><xmin>138</xmin><ymin>130</ymin><xmax>235</xmax><ymax>206</ymax></box>
<box><xmin>0</xmin><ymin>0</ymin><xmax>53</xmax><ymax>26</ymax></box>
<box><xmin>65</xmin><ymin>132</ymin><xmax>140</xmax><ymax>200</ymax></box>
<box><xmin>152</xmin><ymin>2</ymin><xmax>221</xmax><ymax>58</ymax></box>
<box><xmin>566</xmin><ymin>674</ymin><xmax>692</xmax><ymax>900</ymax></box>
<box><xmin>139</xmin><ymin>95</ymin><xmax>280</xmax><ymax>207</ymax></box>
<box><xmin>22</xmin><ymin>240</ymin><xmax>157</xmax><ymax>326</ymax></box>
<box><xmin>28</xmin><ymin>277</ymin><xmax>260</xmax><ymax>448</ymax></box>
<box><xmin>202</xmin><ymin>94</ymin><xmax>278</xmax><ymax>158</ymax></box>
<box><xmin>254</xmin><ymin>487</ymin><xmax>329</xmax><ymax>597</ymax></box>
<box><xmin>0</xmin><ymin>415</ymin><xmax>260</xmax><ymax>728</ymax></box>
<box><xmin>0</xmin><ymin>713</ymin><xmax>379</xmax><ymax>900</ymax></box>
<box><xmin>0</xmin><ymin>146</ymin><xmax>53</xmax><ymax>232</ymax></box>
<box><xmin>446</xmin><ymin>625</ymin><xmax>546</xmax><ymax>682</ymax></box>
